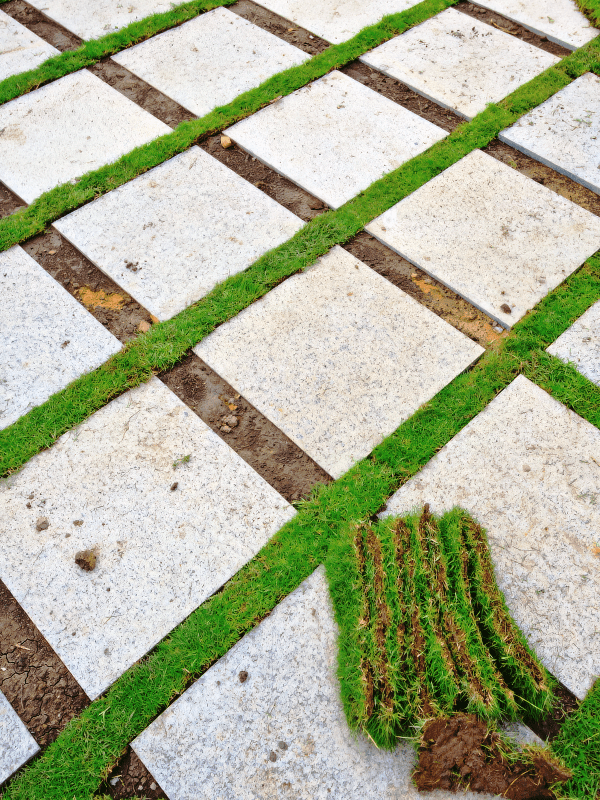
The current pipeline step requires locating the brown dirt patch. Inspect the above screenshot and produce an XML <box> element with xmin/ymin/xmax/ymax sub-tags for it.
<box><xmin>0</xmin><ymin>180</ymin><xmax>26</xmax><ymax>219</ymax></box>
<box><xmin>98</xmin><ymin>747</ymin><xmax>167</xmax><ymax>799</ymax></box>
<box><xmin>344</xmin><ymin>232</ymin><xmax>505</xmax><ymax>349</ymax></box>
<box><xmin>2</xmin><ymin>0</ymin><xmax>82</xmax><ymax>51</ymax></box>
<box><xmin>414</xmin><ymin>714</ymin><xmax>571</xmax><ymax>798</ymax></box>
<box><xmin>524</xmin><ymin>682</ymin><xmax>580</xmax><ymax>743</ymax></box>
<box><xmin>231</xmin><ymin>0</ymin><xmax>329</xmax><ymax>55</ymax></box>
<box><xmin>0</xmin><ymin>579</ymin><xmax>89</xmax><ymax>748</ymax></box>
<box><xmin>456</xmin><ymin>3</ymin><xmax>571</xmax><ymax>57</ymax></box>
<box><xmin>159</xmin><ymin>352</ymin><xmax>332</xmax><ymax>503</ymax></box>
<box><xmin>21</xmin><ymin>228</ymin><xmax>155</xmax><ymax>342</ymax></box>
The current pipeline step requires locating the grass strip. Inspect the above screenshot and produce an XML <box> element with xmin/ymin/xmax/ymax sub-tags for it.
<box><xmin>4</xmin><ymin>32</ymin><xmax>600</xmax><ymax>479</ymax></box>
<box><xmin>0</xmin><ymin>0</ymin><xmax>459</xmax><ymax>252</ymax></box>
<box><xmin>576</xmin><ymin>0</ymin><xmax>600</xmax><ymax>27</ymax></box>
<box><xmin>0</xmin><ymin>0</ymin><xmax>236</xmax><ymax>106</ymax></box>
<box><xmin>552</xmin><ymin>678</ymin><xmax>600</xmax><ymax>799</ymax></box>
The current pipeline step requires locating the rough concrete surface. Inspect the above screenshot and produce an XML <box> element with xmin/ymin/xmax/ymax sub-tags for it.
<box><xmin>0</xmin><ymin>9</ymin><xmax>59</xmax><ymax>82</ymax></box>
<box><xmin>548</xmin><ymin>300</ymin><xmax>600</xmax><ymax>386</ymax></box>
<box><xmin>196</xmin><ymin>246</ymin><xmax>483</xmax><ymax>479</ymax></box>
<box><xmin>55</xmin><ymin>146</ymin><xmax>304</xmax><ymax>321</ymax></box>
<box><xmin>0</xmin><ymin>379</ymin><xmax>294</xmax><ymax>700</ymax></box>
<box><xmin>0</xmin><ymin>245</ymin><xmax>121</xmax><ymax>431</ymax></box>
<box><xmin>366</xmin><ymin>149</ymin><xmax>600</xmax><ymax>328</ymax></box>
<box><xmin>133</xmin><ymin>567</ymin><xmax>494</xmax><ymax>800</ymax></box>
<box><xmin>471</xmin><ymin>0</ymin><xmax>599</xmax><ymax>49</ymax></box>
<box><xmin>113</xmin><ymin>7</ymin><xmax>308</xmax><ymax>117</ymax></box>
<box><xmin>500</xmin><ymin>72</ymin><xmax>600</xmax><ymax>196</ymax></box>
<box><xmin>0</xmin><ymin>69</ymin><xmax>170</xmax><ymax>203</ymax></box>
<box><xmin>383</xmin><ymin>375</ymin><xmax>600</xmax><ymax>701</ymax></box>
<box><xmin>360</xmin><ymin>8</ymin><xmax>559</xmax><ymax>120</ymax></box>
<box><xmin>226</xmin><ymin>70</ymin><xmax>447</xmax><ymax>208</ymax></box>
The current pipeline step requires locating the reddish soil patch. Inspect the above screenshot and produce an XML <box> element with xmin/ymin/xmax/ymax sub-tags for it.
<box><xmin>456</xmin><ymin>3</ymin><xmax>570</xmax><ymax>57</ymax></box>
<box><xmin>0</xmin><ymin>579</ymin><xmax>89</xmax><ymax>748</ymax></box>
<box><xmin>98</xmin><ymin>748</ymin><xmax>167</xmax><ymax>800</ymax></box>
<box><xmin>160</xmin><ymin>352</ymin><xmax>332</xmax><ymax>502</ymax></box>
<box><xmin>414</xmin><ymin>714</ymin><xmax>571</xmax><ymax>798</ymax></box>
<box><xmin>231</xmin><ymin>0</ymin><xmax>329</xmax><ymax>54</ymax></box>
<box><xmin>2</xmin><ymin>0</ymin><xmax>82</xmax><ymax>51</ymax></box>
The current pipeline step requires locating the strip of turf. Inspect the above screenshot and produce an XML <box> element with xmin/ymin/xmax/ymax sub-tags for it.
<box><xmin>576</xmin><ymin>0</ymin><xmax>600</xmax><ymax>27</ymax></box>
<box><xmin>552</xmin><ymin>678</ymin><xmax>600</xmax><ymax>799</ymax></box>
<box><xmin>0</xmin><ymin>0</ymin><xmax>237</xmax><ymax>107</ymax></box>
<box><xmin>3</xmin><ymin>33</ymin><xmax>600</xmax><ymax>479</ymax></box>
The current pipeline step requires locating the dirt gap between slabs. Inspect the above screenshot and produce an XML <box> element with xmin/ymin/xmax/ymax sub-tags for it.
<box><xmin>97</xmin><ymin>749</ymin><xmax>167</xmax><ymax>800</ymax></box>
<box><xmin>2</xmin><ymin>0</ymin><xmax>82</xmax><ymax>51</ymax></box>
<box><xmin>230</xmin><ymin>0</ymin><xmax>329</xmax><ymax>55</ymax></box>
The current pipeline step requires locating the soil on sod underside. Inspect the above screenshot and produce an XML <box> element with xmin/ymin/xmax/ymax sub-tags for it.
<box><xmin>414</xmin><ymin>714</ymin><xmax>571</xmax><ymax>798</ymax></box>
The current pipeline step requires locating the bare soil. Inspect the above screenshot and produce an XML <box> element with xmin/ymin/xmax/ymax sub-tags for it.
<box><xmin>0</xmin><ymin>579</ymin><xmax>89</xmax><ymax>749</ymax></box>
<box><xmin>2</xmin><ymin>0</ymin><xmax>82</xmax><ymax>51</ymax></box>
<box><xmin>456</xmin><ymin>3</ymin><xmax>571</xmax><ymax>57</ymax></box>
<box><xmin>0</xmin><ymin>180</ymin><xmax>25</xmax><ymax>219</ymax></box>
<box><xmin>98</xmin><ymin>748</ymin><xmax>167</xmax><ymax>800</ymax></box>
<box><xmin>524</xmin><ymin>681</ymin><xmax>580</xmax><ymax>743</ymax></box>
<box><xmin>231</xmin><ymin>0</ymin><xmax>329</xmax><ymax>54</ymax></box>
<box><xmin>414</xmin><ymin>714</ymin><xmax>571</xmax><ymax>798</ymax></box>
<box><xmin>160</xmin><ymin>352</ymin><xmax>332</xmax><ymax>502</ymax></box>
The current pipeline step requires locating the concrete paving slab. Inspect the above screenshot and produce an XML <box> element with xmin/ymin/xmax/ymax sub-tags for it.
<box><xmin>133</xmin><ymin>567</ymin><xmax>495</xmax><ymax>800</ymax></box>
<box><xmin>360</xmin><ymin>8</ymin><xmax>559</xmax><ymax>120</ymax></box>
<box><xmin>113</xmin><ymin>7</ymin><xmax>308</xmax><ymax>118</ymax></box>
<box><xmin>499</xmin><ymin>72</ymin><xmax>600</xmax><ymax>196</ymax></box>
<box><xmin>0</xmin><ymin>690</ymin><xmax>39</xmax><ymax>786</ymax></box>
<box><xmin>254</xmin><ymin>0</ymin><xmax>422</xmax><ymax>44</ymax></box>
<box><xmin>0</xmin><ymin>69</ymin><xmax>170</xmax><ymax>204</ymax></box>
<box><xmin>26</xmin><ymin>0</ymin><xmax>177</xmax><ymax>40</ymax></box>
<box><xmin>548</xmin><ymin>300</ymin><xmax>600</xmax><ymax>386</ymax></box>
<box><xmin>195</xmin><ymin>246</ymin><xmax>484</xmax><ymax>479</ymax></box>
<box><xmin>0</xmin><ymin>9</ymin><xmax>59</xmax><ymax>82</ymax></box>
<box><xmin>366</xmin><ymin>149</ymin><xmax>600</xmax><ymax>328</ymax></box>
<box><xmin>382</xmin><ymin>375</ymin><xmax>600</xmax><ymax>701</ymax></box>
<box><xmin>471</xmin><ymin>0</ymin><xmax>598</xmax><ymax>50</ymax></box>
<box><xmin>54</xmin><ymin>146</ymin><xmax>304</xmax><ymax>322</ymax></box>
<box><xmin>0</xmin><ymin>378</ymin><xmax>294</xmax><ymax>700</ymax></box>
<box><xmin>225</xmin><ymin>70</ymin><xmax>447</xmax><ymax>208</ymax></box>
<box><xmin>0</xmin><ymin>246</ymin><xmax>121</xmax><ymax>431</ymax></box>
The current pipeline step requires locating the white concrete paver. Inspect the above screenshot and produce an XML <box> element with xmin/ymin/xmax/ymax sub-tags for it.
<box><xmin>0</xmin><ymin>9</ymin><xmax>59</xmax><ymax>82</ymax></box>
<box><xmin>383</xmin><ymin>375</ymin><xmax>600</xmax><ymax>701</ymax></box>
<box><xmin>113</xmin><ymin>7</ymin><xmax>308</xmax><ymax>118</ymax></box>
<box><xmin>500</xmin><ymin>73</ymin><xmax>600</xmax><ymax>197</ymax></box>
<box><xmin>0</xmin><ymin>379</ymin><xmax>294</xmax><ymax>700</ymax></box>
<box><xmin>254</xmin><ymin>0</ymin><xmax>422</xmax><ymax>44</ymax></box>
<box><xmin>0</xmin><ymin>690</ymin><xmax>39</xmax><ymax>786</ymax></box>
<box><xmin>548</xmin><ymin>300</ymin><xmax>600</xmax><ymax>386</ymax></box>
<box><xmin>225</xmin><ymin>70</ymin><xmax>447</xmax><ymax>209</ymax></box>
<box><xmin>195</xmin><ymin>246</ymin><xmax>484</xmax><ymax>479</ymax></box>
<box><xmin>360</xmin><ymin>8</ymin><xmax>559</xmax><ymax>120</ymax></box>
<box><xmin>0</xmin><ymin>246</ymin><xmax>121</xmax><ymax>431</ymax></box>
<box><xmin>133</xmin><ymin>567</ymin><xmax>494</xmax><ymax>800</ymax></box>
<box><xmin>54</xmin><ymin>146</ymin><xmax>304</xmax><ymax>322</ymax></box>
<box><xmin>0</xmin><ymin>69</ymin><xmax>170</xmax><ymax>204</ymax></box>
<box><xmin>366</xmin><ymin>150</ymin><xmax>600</xmax><ymax>328</ymax></box>
<box><xmin>471</xmin><ymin>0</ymin><xmax>599</xmax><ymax>50</ymax></box>
<box><xmin>26</xmin><ymin>0</ymin><xmax>177</xmax><ymax>40</ymax></box>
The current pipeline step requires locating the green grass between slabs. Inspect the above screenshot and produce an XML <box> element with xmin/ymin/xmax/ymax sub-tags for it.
<box><xmin>552</xmin><ymin>678</ymin><xmax>600</xmax><ymax>799</ymax></box>
<box><xmin>0</xmin><ymin>0</ymin><xmax>237</xmax><ymax>106</ymax></box>
<box><xmin>576</xmin><ymin>0</ymin><xmax>600</xmax><ymax>27</ymax></box>
<box><xmin>2</xmin><ymin>32</ymin><xmax>600</xmax><ymax>478</ymax></box>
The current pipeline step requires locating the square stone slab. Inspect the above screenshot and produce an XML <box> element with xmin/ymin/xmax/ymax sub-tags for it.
<box><xmin>0</xmin><ymin>378</ymin><xmax>294</xmax><ymax>700</ymax></box>
<box><xmin>26</xmin><ymin>0</ymin><xmax>177</xmax><ymax>40</ymax></box>
<box><xmin>383</xmin><ymin>375</ymin><xmax>600</xmax><ymax>700</ymax></box>
<box><xmin>133</xmin><ymin>567</ymin><xmax>495</xmax><ymax>800</ymax></box>
<box><xmin>471</xmin><ymin>0</ymin><xmax>598</xmax><ymax>50</ymax></box>
<box><xmin>360</xmin><ymin>8</ymin><xmax>559</xmax><ymax>120</ymax></box>
<box><xmin>54</xmin><ymin>147</ymin><xmax>304</xmax><ymax>322</ymax></box>
<box><xmin>0</xmin><ymin>690</ymin><xmax>39</xmax><ymax>786</ymax></box>
<box><xmin>500</xmin><ymin>73</ymin><xmax>600</xmax><ymax>196</ymax></box>
<box><xmin>0</xmin><ymin>9</ymin><xmax>59</xmax><ymax>81</ymax></box>
<box><xmin>547</xmin><ymin>300</ymin><xmax>600</xmax><ymax>386</ymax></box>
<box><xmin>366</xmin><ymin>149</ymin><xmax>600</xmax><ymax>328</ymax></box>
<box><xmin>0</xmin><ymin>69</ymin><xmax>170</xmax><ymax>204</ymax></box>
<box><xmin>254</xmin><ymin>0</ymin><xmax>422</xmax><ymax>44</ymax></box>
<box><xmin>225</xmin><ymin>70</ymin><xmax>447</xmax><ymax>208</ymax></box>
<box><xmin>195</xmin><ymin>246</ymin><xmax>484</xmax><ymax>479</ymax></box>
<box><xmin>113</xmin><ymin>7</ymin><xmax>309</xmax><ymax>118</ymax></box>
<box><xmin>0</xmin><ymin>246</ymin><xmax>121</xmax><ymax>431</ymax></box>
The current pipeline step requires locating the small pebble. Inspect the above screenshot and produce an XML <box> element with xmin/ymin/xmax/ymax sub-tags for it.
<box><xmin>239</xmin><ymin>670</ymin><xmax>248</xmax><ymax>683</ymax></box>
<box><xmin>36</xmin><ymin>517</ymin><xmax>49</xmax><ymax>531</ymax></box>
<box><xmin>150</xmin><ymin>782</ymin><xmax>157</xmax><ymax>791</ymax></box>
<box><xmin>171</xmin><ymin>482</ymin><xmax>178</xmax><ymax>491</ymax></box>
<box><xmin>269</xmin><ymin>751</ymin><xmax>277</xmax><ymax>762</ymax></box>
<box><xmin>278</xmin><ymin>741</ymin><xmax>288</xmax><ymax>750</ymax></box>
<box><xmin>75</xmin><ymin>549</ymin><xmax>97</xmax><ymax>572</ymax></box>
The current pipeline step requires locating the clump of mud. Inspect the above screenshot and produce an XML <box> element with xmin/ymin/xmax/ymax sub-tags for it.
<box><xmin>414</xmin><ymin>714</ymin><xmax>570</xmax><ymax>798</ymax></box>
